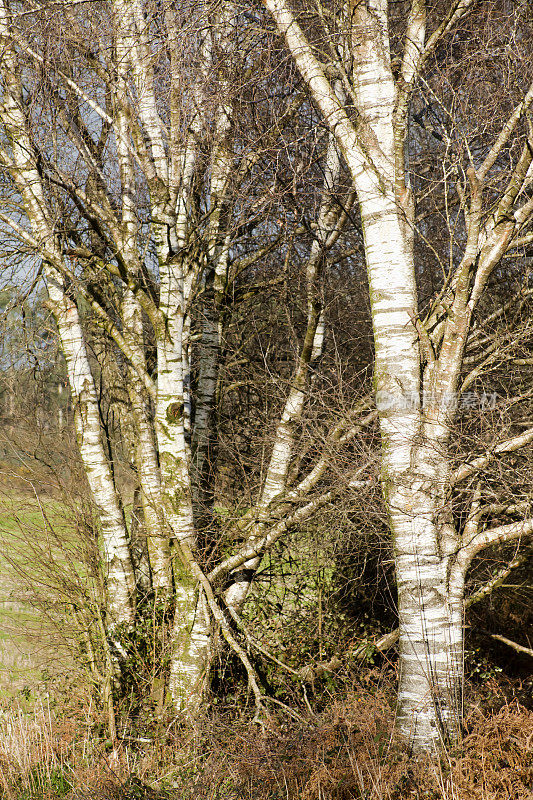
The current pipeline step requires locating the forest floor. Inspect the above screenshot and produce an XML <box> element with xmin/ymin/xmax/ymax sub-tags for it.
<box><xmin>0</xmin><ymin>672</ymin><xmax>532</xmax><ymax>800</ymax></box>
<box><xmin>0</xmin><ymin>476</ymin><xmax>531</xmax><ymax>799</ymax></box>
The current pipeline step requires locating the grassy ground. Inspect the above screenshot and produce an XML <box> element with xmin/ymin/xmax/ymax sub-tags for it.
<box><xmin>0</xmin><ymin>484</ymin><xmax>73</xmax><ymax>700</ymax></box>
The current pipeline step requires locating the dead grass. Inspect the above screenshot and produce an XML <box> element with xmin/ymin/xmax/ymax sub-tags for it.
<box><xmin>0</xmin><ymin>682</ymin><xmax>531</xmax><ymax>800</ymax></box>
<box><xmin>0</xmin><ymin>698</ymin><xmax>74</xmax><ymax>800</ymax></box>
<box><xmin>178</xmin><ymin>694</ymin><xmax>532</xmax><ymax>799</ymax></box>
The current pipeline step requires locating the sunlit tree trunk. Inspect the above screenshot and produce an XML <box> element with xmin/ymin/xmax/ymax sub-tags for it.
<box><xmin>265</xmin><ymin>0</ymin><xmax>533</xmax><ymax>751</ymax></box>
<box><xmin>109</xmin><ymin>0</ymin><xmax>216</xmax><ymax>712</ymax></box>
<box><xmin>264</xmin><ymin>0</ymin><xmax>460</xmax><ymax>750</ymax></box>
<box><xmin>122</xmin><ymin>292</ymin><xmax>173</xmax><ymax>595</ymax></box>
<box><xmin>0</xmin><ymin>4</ymin><xmax>136</xmax><ymax>629</ymax></box>
<box><xmin>155</xmin><ymin>260</ymin><xmax>214</xmax><ymax>712</ymax></box>
<box><xmin>51</xmin><ymin>288</ymin><xmax>137</xmax><ymax>626</ymax></box>
<box><xmin>2</xmin><ymin>0</ymin><xmax>531</xmax><ymax>739</ymax></box>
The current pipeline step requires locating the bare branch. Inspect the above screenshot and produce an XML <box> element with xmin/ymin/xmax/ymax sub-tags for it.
<box><xmin>477</xmin><ymin>80</ymin><xmax>533</xmax><ymax>181</ymax></box>
<box><xmin>452</xmin><ymin>427</ymin><xmax>533</xmax><ymax>484</ymax></box>
<box><xmin>460</xmin><ymin>517</ymin><xmax>533</xmax><ymax>571</ymax></box>
<box><xmin>489</xmin><ymin>634</ymin><xmax>533</xmax><ymax>659</ymax></box>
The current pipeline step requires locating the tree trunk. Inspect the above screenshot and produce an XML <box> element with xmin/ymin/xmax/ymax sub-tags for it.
<box><xmin>263</xmin><ymin>0</ymin><xmax>465</xmax><ymax>751</ymax></box>
<box><xmin>396</xmin><ymin>569</ymin><xmax>464</xmax><ymax>748</ymax></box>
<box><xmin>168</xmin><ymin>582</ymin><xmax>213</xmax><ymax>715</ymax></box>
<box><xmin>122</xmin><ymin>290</ymin><xmax>173</xmax><ymax>595</ymax></box>
<box><xmin>0</xmin><ymin>6</ymin><xmax>136</xmax><ymax>629</ymax></box>
<box><xmin>156</xmin><ymin>268</ymin><xmax>214</xmax><ymax>712</ymax></box>
<box><xmin>51</xmin><ymin>288</ymin><xmax>137</xmax><ymax>627</ymax></box>
<box><xmin>393</xmin><ymin>487</ymin><xmax>464</xmax><ymax>749</ymax></box>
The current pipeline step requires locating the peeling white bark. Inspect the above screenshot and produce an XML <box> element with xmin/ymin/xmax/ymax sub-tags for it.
<box><xmin>122</xmin><ymin>291</ymin><xmax>173</xmax><ymax>595</ymax></box>
<box><xmin>142</xmin><ymin>2</ymin><xmax>238</xmax><ymax>710</ymax></box>
<box><xmin>53</xmin><ymin>291</ymin><xmax>137</xmax><ymax>625</ymax></box>
<box><xmin>265</xmin><ymin>0</ymin><xmax>533</xmax><ymax>748</ymax></box>
<box><xmin>395</xmin><ymin>517</ymin><xmax>463</xmax><ymax>748</ymax></box>
<box><xmin>111</xmin><ymin>19</ymin><xmax>174</xmax><ymax>597</ymax></box>
<box><xmin>2</xmin><ymin>0</ymin><xmax>530</xmax><ymax>737</ymax></box>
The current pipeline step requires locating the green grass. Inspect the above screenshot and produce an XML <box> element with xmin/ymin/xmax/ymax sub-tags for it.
<box><xmin>0</xmin><ymin>491</ymin><xmax>75</xmax><ymax>700</ymax></box>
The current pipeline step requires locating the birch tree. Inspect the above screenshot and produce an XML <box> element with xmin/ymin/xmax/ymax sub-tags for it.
<box><xmin>260</xmin><ymin>0</ymin><xmax>533</xmax><ymax>751</ymax></box>
<box><xmin>1</xmin><ymin>0</ymin><xmax>531</xmax><ymax>750</ymax></box>
<box><xmin>0</xmin><ymin>0</ymin><xmax>366</xmax><ymax>721</ymax></box>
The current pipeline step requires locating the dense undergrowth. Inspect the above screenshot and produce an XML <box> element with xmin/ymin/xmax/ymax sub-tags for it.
<box><xmin>0</xmin><ymin>475</ymin><xmax>531</xmax><ymax>799</ymax></box>
<box><xmin>1</xmin><ymin>670</ymin><xmax>531</xmax><ymax>800</ymax></box>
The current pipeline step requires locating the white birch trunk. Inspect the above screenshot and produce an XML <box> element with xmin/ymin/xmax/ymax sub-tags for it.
<box><xmin>154</xmin><ymin>187</ymin><xmax>215</xmax><ymax>714</ymax></box>
<box><xmin>156</xmin><ymin>278</ymin><xmax>214</xmax><ymax>711</ymax></box>
<box><xmin>267</xmin><ymin>0</ymin><xmax>532</xmax><ymax>746</ymax></box>
<box><xmin>52</xmin><ymin>289</ymin><xmax>136</xmax><ymax>626</ymax></box>
<box><xmin>168</xmin><ymin>576</ymin><xmax>213</xmax><ymax>715</ymax></box>
<box><xmin>391</xmin><ymin>448</ymin><xmax>463</xmax><ymax>749</ymax></box>
<box><xmin>0</xmin><ymin>7</ymin><xmax>136</xmax><ymax>628</ymax></box>
<box><xmin>396</xmin><ymin>552</ymin><xmax>464</xmax><ymax>747</ymax></box>
<box><xmin>264</xmin><ymin>0</ymin><xmax>465</xmax><ymax>750</ymax></box>
<box><xmin>111</xmin><ymin>14</ymin><xmax>174</xmax><ymax>599</ymax></box>
<box><xmin>108</xmin><ymin>0</ymin><xmax>214</xmax><ymax>712</ymax></box>
<box><xmin>122</xmin><ymin>291</ymin><xmax>173</xmax><ymax>595</ymax></box>
<box><xmin>163</xmin><ymin>2</ymin><xmax>238</xmax><ymax>710</ymax></box>
<box><xmin>154</xmin><ymin>254</ymin><xmax>196</xmax><ymax>546</ymax></box>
